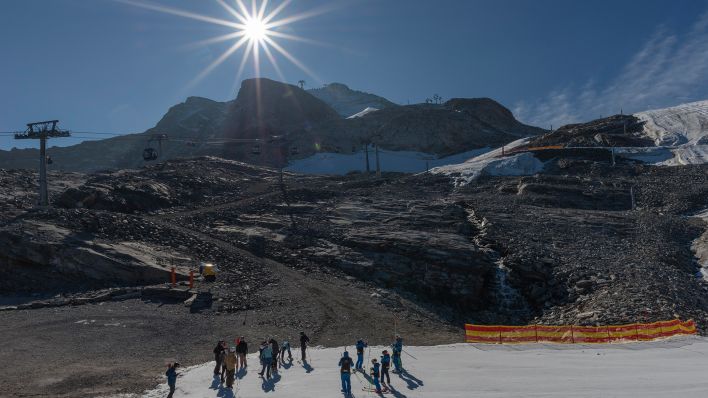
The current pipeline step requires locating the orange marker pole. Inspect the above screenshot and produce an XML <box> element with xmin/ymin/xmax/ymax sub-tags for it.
<box><xmin>189</xmin><ymin>271</ymin><xmax>194</xmax><ymax>289</ymax></box>
<box><xmin>171</xmin><ymin>267</ymin><xmax>176</xmax><ymax>287</ymax></box>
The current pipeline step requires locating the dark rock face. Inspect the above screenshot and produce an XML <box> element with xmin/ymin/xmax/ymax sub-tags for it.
<box><xmin>530</xmin><ymin>114</ymin><xmax>652</xmax><ymax>147</ymax></box>
<box><xmin>308</xmin><ymin>82</ymin><xmax>398</xmax><ymax>117</ymax></box>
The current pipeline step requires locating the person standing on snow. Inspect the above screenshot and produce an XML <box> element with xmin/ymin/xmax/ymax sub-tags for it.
<box><xmin>338</xmin><ymin>351</ymin><xmax>354</xmax><ymax>396</ymax></box>
<box><xmin>281</xmin><ymin>339</ymin><xmax>293</xmax><ymax>364</ymax></box>
<box><xmin>269</xmin><ymin>338</ymin><xmax>280</xmax><ymax>373</ymax></box>
<box><xmin>380</xmin><ymin>350</ymin><xmax>392</xmax><ymax>386</ymax></box>
<box><xmin>370</xmin><ymin>358</ymin><xmax>382</xmax><ymax>393</ymax></box>
<box><xmin>236</xmin><ymin>336</ymin><xmax>248</xmax><ymax>370</ymax></box>
<box><xmin>299</xmin><ymin>331</ymin><xmax>310</xmax><ymax>361</ymax></box>
<box><xmin>213</xmin><ymin>340</ymin><xmax>226</xmax><ymax>377</ymax></box>
<box><xmin>224</xmin><ymin>346</ymin><xmax>238</xmax><ymax>388</ymax></box>
<box><xmin>391</xmin><ymin>335</ymin><xmax>403</xmax><ymax>373</ymax></box>
<box><xmin>355</xmin><ymin>338</ymin><xmax>367</xmax><ymax>370</ymax></box>
<box><xmin>259</xmin><ymin>342</ymin><xmax>274</xmax><ymax>378</ymax></box>
<box><xmin>165</xmin><ymin>362</ymin><xmax>179</xmax><ymax>398</ymax></box>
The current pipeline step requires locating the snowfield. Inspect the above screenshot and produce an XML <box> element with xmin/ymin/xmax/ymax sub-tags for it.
<box><xmin>635</xmin><ymin>100</ymin><xmax>708</xmax><ymax>165</ymax></box>
<box><xmin>286</xmin><ymin>147</ymin><xmax>491</xmax><ymax>175</ymax></box>
<box><xmin>132</xmin><ymin>338</ymin><xmax>708</xmax><ymax>398</ymax></box>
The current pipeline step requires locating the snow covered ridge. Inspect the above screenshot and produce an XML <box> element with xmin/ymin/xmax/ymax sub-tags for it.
<box><xmin>125</xmin><ymin>339</ymin><xmax>708</xmax><ymax>397</ymax></box>
<box><xmin>634</xmin><ymin>100</ymin><xmax>708</xmax><ymax>165</ymax></box>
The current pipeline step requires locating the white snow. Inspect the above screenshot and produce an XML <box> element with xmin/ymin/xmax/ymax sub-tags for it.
<box><xmin>429</xmin><ymin>138</ymin><xmax>544</xmax><ymax>185</ymax></box>
<box><xmin>132</xmin><ymin>338</ymin><xmax>708</xmax><ymax>398</ymax></box>
<box><xmin>693</xmin><ymin>209</ymin><xmax>708</xmax><ymax>282</ymax></box>
<box><xmin>634</xmin><ymin>100</ymin><xmax>708</xmax><ymax>165</ymax></box>
<box><xmin>285</xmin><ymin>147</ymin><xmax>491</xmax><ymax>175</ymax></box>
<box><xmin>347</xmin><ymin>107</ymin><xmax>380</xmax><ymax>119</ymax></box>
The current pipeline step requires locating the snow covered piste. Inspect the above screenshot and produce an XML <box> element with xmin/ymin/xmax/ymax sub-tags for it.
<box><xmin>466</xmin><ymin>319</ymin><xmax>697</xmax><ymax>344</ymax></box>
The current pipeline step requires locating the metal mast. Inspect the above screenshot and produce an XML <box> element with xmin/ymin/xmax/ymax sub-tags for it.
<box><xmin>14</xmin><ymin>120</ymin><xmax>71</xmax><ymax>206</ymax></box>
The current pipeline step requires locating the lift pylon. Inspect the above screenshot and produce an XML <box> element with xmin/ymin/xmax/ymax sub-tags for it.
<box><xmin>14</xmin><ymin>120</ymin><xmax>71</xmax><ymax>206</ymax></box>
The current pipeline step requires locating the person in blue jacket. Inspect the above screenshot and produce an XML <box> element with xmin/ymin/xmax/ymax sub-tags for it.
<box><xmin>370</xmin><ymin>358</ymin><xmax>382</xmax><ymax>393</ymax></box>
<box><xmin>338</xmin><ymin>351</ymin><xmax>354</xmax><ymax>396</ymax></box>
<box><xmin>392</xmin><ymin>335</ymin><xmax>403</xmax><ymax>373</ymax></box>
<box><xmin>165</xmin><ymin>362</ymin><xmax>179</xmax><ymax>398</ymax></box>
<box><xmin>380</xmin><ymin>350</ymin><xmax>391</xmax><ymax>385</ymax></box>
<box><xmin>355</xmin><ymin>339</ymin><xmax>367</xmax><ymax>370</ymax></box>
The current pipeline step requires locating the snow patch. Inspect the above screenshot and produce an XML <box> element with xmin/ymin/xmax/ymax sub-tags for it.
<box><xmin>347</xmin><ymin>107</ymin><xmax>379</xmax><ymax>119</ymax></box>
<box><xmin>131</xmin><ymin>339</ymin><xmax>708</xmax><ymax>398</ymax></box>
<box><xmin>430</xmin><ymin>141</ymin><xmax>544</xmax><ymax>186</ymax></box>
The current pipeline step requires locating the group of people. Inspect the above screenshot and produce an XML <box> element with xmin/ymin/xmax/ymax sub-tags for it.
<box><xmin>339</xmin><ymin>335</ymin><xmax>405</xmax><ymax>396</ymax></box>
<box><xmin>164</xmin><ymin>332</ymin><xmax>404</xmax><ymax>397</ymax></box>
<box><xmin>208</xmin><ymin>331</ymin><xmax>311</xmax><ymax>388</ymax></box>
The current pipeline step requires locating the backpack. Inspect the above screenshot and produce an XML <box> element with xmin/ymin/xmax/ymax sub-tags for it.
<box><xmin>340</xmin><ymin>357</ymin><xmax>352</xmax><ymax>373</ymax></box>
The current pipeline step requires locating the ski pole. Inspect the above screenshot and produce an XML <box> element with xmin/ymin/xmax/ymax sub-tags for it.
<box><xmin>402</xmin><ymin>349</ymin><xmax>418</xmax><ymax>360</ymax></box>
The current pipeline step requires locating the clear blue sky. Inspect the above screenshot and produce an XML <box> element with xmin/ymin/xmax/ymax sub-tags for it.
<box><xmin>2</xmin><ymin>0</ymin><xmax>708</xmax><ymax>146</ymax></box>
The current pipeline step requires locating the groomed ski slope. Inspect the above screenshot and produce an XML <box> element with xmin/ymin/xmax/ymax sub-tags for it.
<box><xmin>135</xmin><ymin>337</ymin><xmax>708</xmax><ymax>398</ymax></box>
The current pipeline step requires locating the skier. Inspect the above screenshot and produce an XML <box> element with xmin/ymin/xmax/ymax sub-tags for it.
<box><xmin>380</xmin><ymin>350</ymin><xmax>391</xmax><ymax>386</ymax></box>
<box><xmin>300</xmin><ymin>331</ymin><xmax>310</xmax><ymax>361</ymax></box>
<box><xmin>391</xmin><ymin>335</ymin><xmax>403</xmax><ymax>373</ymax></box>
<box><xmin>165</xmin><ymin>362</ymin><xmax>179</xmax><ymax>398</ymax></box>
<box><xmin>236</xmin><ymin>336</ymin><xmax>248</xmax><ymax>369</ymax></box>
<box><xmin>355</xmin><ymin>338</ymin><xmax>368</xmax><ymax>370</ymax></box>
<box><xmin>259</xmin><ymin>342</ymin><xmax>274</xmax><ymax>378</ymax></box>
<box><xmin>369</xmin><ymin>358</ymin><xmax>383</xmax><ymax>393</ymax></box>
<box><xmin>269</xmin><ymin>338</ymin><xmax>280</xmax><ymax>373</ymax></box>
<box><xmin>224</xmin><ymin>346</ymin><xmax>238</xmax><ymax>388</ymax></box>
<box><xmin>338</xmin><ymin>351</ymin><xmax>354</xmax><ymax>396</ymax></box>
<box><xmin>281</xmin><ymin>339</ymin><xmax>293</xmax><ymax>363</ymax></box>
<box><xmin>213</xmin><ymin>340</ymin><xmax>226</xmax><ymax>377</ymax></box>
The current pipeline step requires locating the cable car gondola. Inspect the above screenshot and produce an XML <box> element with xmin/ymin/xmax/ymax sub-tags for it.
<box><xmin>142</xmin><ymin>147</ymin><xmax>158</xmax><ymax>161</ymax></box>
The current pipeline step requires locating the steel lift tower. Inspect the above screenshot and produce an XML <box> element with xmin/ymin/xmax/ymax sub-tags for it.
<box><xmin>14</xmin><ymin>120</ymin><xmax>71</xmax><ymax>206</ymax></box>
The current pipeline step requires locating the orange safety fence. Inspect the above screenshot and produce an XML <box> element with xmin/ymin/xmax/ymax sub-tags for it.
<box><xmin>465</xmin><ymin>319</ymin><xmax>696</xmax><ymax>344</ymax></box>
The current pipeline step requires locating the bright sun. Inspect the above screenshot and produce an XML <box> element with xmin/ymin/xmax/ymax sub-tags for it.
<box><xmin>244</xmin><ymin>17</ymin><xmax>267</xmax><ymax>41</ymax></box>
<box><xmin>119</xmin><ymin>0</ymin><xmax>324</xmax><ymax>86</ymax></box>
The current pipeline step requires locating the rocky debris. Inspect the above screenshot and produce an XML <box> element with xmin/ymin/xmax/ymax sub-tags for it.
<box><xmin>530</xmin><ymin>114</ymin><xmax>651</xmax><ymax>148</ymax></box>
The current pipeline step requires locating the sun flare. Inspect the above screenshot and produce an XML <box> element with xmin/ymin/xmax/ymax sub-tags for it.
<box><xmin>119</xmin><ymin>0</ymin><xmax>327</xmax><ymax>86</ymax></box>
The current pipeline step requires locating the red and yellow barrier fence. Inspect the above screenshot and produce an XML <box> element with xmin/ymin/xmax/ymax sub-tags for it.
<box><xmin>465</xmin><ymin>319</ymin><xmax>697</xmax><ymax>344</ymax></box>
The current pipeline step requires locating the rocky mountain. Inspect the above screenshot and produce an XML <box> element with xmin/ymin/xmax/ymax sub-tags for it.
<box><xmin>307</xmin><ymin>82</ymin><xmax>398</xmax><ymax>117</ymax></box>
<box><xmin>0</xmin><ymin>78</ymin><xmax>542</xmax><ymax>172</ymax></box>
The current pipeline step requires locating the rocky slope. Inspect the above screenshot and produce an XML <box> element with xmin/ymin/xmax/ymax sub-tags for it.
<box><xmin>307</xmin><ymin>82</ymin><xmax>398</xmax><ymax>117</ymax></box>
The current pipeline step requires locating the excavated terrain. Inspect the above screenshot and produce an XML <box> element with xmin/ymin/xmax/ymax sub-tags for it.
<box><xmin>1</xmin><ymin>155</ymin><xmax>707</xmax><ymax>397</ymax></box>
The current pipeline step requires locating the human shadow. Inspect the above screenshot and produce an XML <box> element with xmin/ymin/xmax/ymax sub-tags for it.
<box><xmin>216</xmin><ymin>384</ymin><xmax>235</xmax><ymax>398</ymax></box>
<box><xmin>280</xmin><ymin>358</ymin><xmax>294</xmax><ymax>370</ymax></box>
<box><xmin>209</xmin><ymin>374</ymin><xmax>222</xmax><ymax>390</ymax></box>
<box><xmin>386</xmin><ymin>383</ymin><xmax>409</xmax><ymax>398</ymax></box>
<box><xmin>302</xmin><ymin>360</ymin><xmax>314</xmax><ymax>373</ymax></box>
<box><xmin>236</xmin><ymin>367</ymin><xmax>248</xmax><ymax>379</ymax></box>
<box><xmin>261</xmin><ymin>373</ymin><xmax>282</xmax><ymax>392</ymax></box>
<box><xmin>397</xmin><ymin>369</ymin><xmax>424</xmax><ymax>390</ymax></box>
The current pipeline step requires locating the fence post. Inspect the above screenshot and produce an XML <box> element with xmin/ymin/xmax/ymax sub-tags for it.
<box><xmin>534</xmin><ymin>324</ymin><xmax>538</xmax><ymax>343</ymax></box>
<box><xmin>606</xmin><ymin>325</ymin><xmax>611</xmax><ymax>344</ymax></box>
<box><xmin>189</xmin><ymin>270</ymin><xmax>194</xmax><ymax>289</ymax></box>
<box><xmin>171</xmin><ymin>267</ymin><xmax>176</xmax><ymax>287</ymax></box>
<box><xmin>635</xmin><ymin>324</ymin><xmax>640</xmax><ymax>341</ymax></box>
<box><xmin>570</xmin><ymin>325</ymin><xmax>575</xmax><ymax>344</ymax></box>
<box><xmin>499</xmin><ymin>329</ymin><xmax>503</xmax><ymax>344</ymax></box>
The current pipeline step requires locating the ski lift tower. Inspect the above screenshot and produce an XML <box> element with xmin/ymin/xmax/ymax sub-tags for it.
<box><xmin>14</xmin><ymin>120</ymin><xmax>71</xmax><ymax>206</ymax></box>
